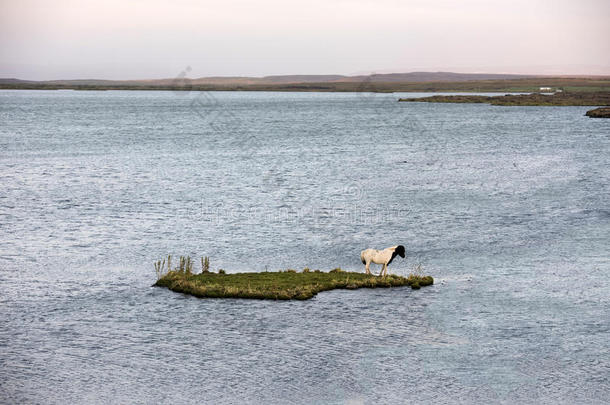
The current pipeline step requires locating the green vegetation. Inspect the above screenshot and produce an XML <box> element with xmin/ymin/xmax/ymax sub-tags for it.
<box><xmin>585</xmin><ymin>107</ymin><xmax>610</xmax><ymax>118</ymax></box>
<box><xmin>153</xmin><ymin>256</ymin><xmax>433</xmax><ymax>300</ymax></box>
<box><xmin>399</xmin><ymin>91</ymin><xmax>610</xmax><ymax>106</ymax></box>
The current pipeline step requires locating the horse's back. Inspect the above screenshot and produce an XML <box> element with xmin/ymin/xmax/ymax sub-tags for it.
<box><xmin>360</xmin><ymin>248</ymin><xmax>378</xmax><ymax>263</ymax></box>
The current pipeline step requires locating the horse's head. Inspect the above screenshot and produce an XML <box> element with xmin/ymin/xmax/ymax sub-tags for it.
<box><xmin>395</xmin><ymin>245</ymin><xmax>406</xmax><ymax>258</ymax></box>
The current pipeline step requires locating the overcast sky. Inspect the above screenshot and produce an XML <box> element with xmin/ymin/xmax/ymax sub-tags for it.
<box><xmin>1</xmin><ymin>0</ymin><xmax>609</xmax><ymax>80</ymax></box>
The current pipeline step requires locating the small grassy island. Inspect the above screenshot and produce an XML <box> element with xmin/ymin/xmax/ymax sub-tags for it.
<box><xmin>398</xmin><ymin>91</ymin><xmax>610</xmax><ymax>106</ymax></box>
<box><xmin>153</xmin><ymin>256</ymin><xmax>433</xmax><ymax>300</ymax></box>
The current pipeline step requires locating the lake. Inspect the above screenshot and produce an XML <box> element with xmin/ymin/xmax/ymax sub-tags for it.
<box><xmin>1</xmin><ymin>90</ymin><xmax>608</xmax><ymax>404</ymax></box>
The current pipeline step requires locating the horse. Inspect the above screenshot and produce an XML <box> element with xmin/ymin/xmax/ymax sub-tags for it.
<box><xmin>360</xmin><ymin>245</ymin><xmax>406</xmax><ymax>277</ymax></box>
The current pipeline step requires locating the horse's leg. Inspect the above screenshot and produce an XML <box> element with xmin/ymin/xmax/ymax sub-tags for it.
<box><xmin>380</xmin><ymin>263</ymin><xmax>386</xmax><ymax>277</ymax></box>
<box><xmin>365</xmin><ymin>260</ymin><xmax>371</xmax><ymax>275</ymax></box>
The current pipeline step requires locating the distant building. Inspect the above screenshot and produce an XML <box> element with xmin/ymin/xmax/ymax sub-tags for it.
<box><xmin>540</xmin><ymin>87</ymin><xmax>552</xmax><ymax>91</ymax></box>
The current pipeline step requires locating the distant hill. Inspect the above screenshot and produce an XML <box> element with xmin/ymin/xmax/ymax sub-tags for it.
<box><xmin>171</xmin><ymin>72</ymin><xmax>536</xmax><ymax>85</ymax></box>
<box><xmin>0</xmin><ymin>72</ymin><xmax>538</xmax><ymax>87</ymax></box>
<box><xmin>0</xmin><ymin>78</ymin><xmax>36</xmax><ymax>84</ymax></box>
<box><xmin>258</xmin><ymin>74</ymin><xmax>347</xmax><ymax>84</ymax></box>
<box><xmin>341</xmin><ymin>72</ymin><xmax>535</xmax><ymax>82</ymax></box>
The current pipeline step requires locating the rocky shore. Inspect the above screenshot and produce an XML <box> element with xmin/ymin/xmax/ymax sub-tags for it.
<box><xmin>399</xmin><ymin>91</ymin><xmax>610</xmax><ymax>106</ymax></box>
<box><xmin>585</xmin><ymin>107</ymin><xmax>610</xmax><ymax>118</ymax></box>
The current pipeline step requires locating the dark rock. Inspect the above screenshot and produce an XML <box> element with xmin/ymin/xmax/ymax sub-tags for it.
<box><xmin>585</xmin><ymin>107</ymin><xmax>610</xmax><ymax>118</ymax></box>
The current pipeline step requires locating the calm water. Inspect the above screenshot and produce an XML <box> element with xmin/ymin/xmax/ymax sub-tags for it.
<box><xmin>0</xmin><ymin>90</ymin><xmax>608</xmax><ymax>404</ymax></box>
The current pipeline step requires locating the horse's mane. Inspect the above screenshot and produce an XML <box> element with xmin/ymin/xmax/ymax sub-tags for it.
<box><xmin>387</xmin><ymin>245</ymin><xmax>405</xmax><ymax>265</ymax></box>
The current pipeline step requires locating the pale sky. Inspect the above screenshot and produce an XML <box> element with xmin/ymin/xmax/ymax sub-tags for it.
<box><xmin>1</xmin><ymin>0</ymin><xmax>609</xmax><ymax>80</ymax></box>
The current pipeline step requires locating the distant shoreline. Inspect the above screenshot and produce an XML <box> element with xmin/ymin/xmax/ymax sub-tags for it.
<box><xmin>2</xmin><ymin>76</ymin><xmax>609</xmax><ymax>93</ymax></box>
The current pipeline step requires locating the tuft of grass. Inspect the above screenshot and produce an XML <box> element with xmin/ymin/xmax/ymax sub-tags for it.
<box><xmin>201</xmin><ymin>256</ymin><xmax>210</xmax><ymax>274</ymax></box>
<box><xmin>154</xmin><ymin>266</ymin><xmax>434</xmax><ymax>300</ymax></box>
<box><xmin>154</xmin><ymin>255</ymin><xmax>174</xmax><ymax>280</ymax></box>
<box><xmin>302</xmin><ymin>267</ymin><xmax>310</xmax><ymax>273</ymax></box>
<box><xmin>178</xmin><ymin>256</ymin><xmax>193</xmax><ymax>274</ymax></box>
<box><xmin>154</xmin><ymin>258</ymin><xmax>166</xmax><ymax>280</ymax></box>
<box><xmin>406</xmin><ymin>274</ymin><xmax>434</xmax><ymax>289</ymax></box>
<box><xmin>405</xmin><ymin>263</ymin><xmax>434</xmax><ymax>290</ymax></box>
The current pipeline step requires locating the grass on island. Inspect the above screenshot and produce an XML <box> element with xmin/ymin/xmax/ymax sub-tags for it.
<box><xmin>153</xmin><ymin>256</ymin><xmax>433</xmax><ymax>300</ymax></box>
<box><xmin>398</xmin><ymin>91</ymin><xmax>610</xmax><ymax>106</ymax></box>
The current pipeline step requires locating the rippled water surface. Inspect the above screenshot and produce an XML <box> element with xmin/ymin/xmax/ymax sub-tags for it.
<box><xmin>1</xmin><ymin>90</ymin><xmax>609</xmax><ymax>404</ymax></box>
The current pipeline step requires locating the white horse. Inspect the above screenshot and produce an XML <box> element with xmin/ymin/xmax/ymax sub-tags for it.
<box><xmin>360</xmin><ymin>245</ymin><xmax>406</xmax><ymax>276</ymax></box>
